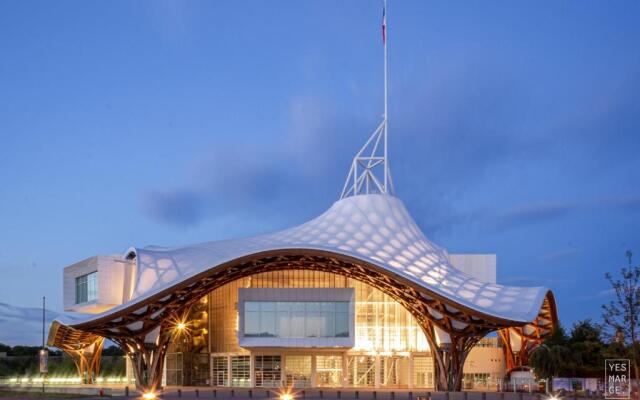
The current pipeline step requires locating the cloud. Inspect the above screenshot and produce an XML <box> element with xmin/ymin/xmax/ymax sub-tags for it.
<box><xmin>140</xmin><ymin>95</ymin><xmax>368</xmax><ymax>228</ymax></box>
<box><xmin>599</xmin><ymin>196</ymin><xmax>640</xmax><ymax>213</ymax></box>
<box><xmin>500</xmin><ymin>275</ymin><xmax>572</xmax><ymax>287</ymax></box>
<box><xmin>540</xmin><ymin>248</ymin><xmax>583</xmax><ymax>264</ymax></box>
<box><xmin>142</xmin><ymin>189</ymin><xmax>205</xmax><ymax>226</ymax></box>
<box><xmin>492</xmin><ymin>202</ymin><xmax>577</xmax><ymax>231</ymax></box>
<box><xmin>0</xmin><ymin>303</ymin><xmax>59</xmax><ymax>346</ymax></box>
<box><xmin>573</xmin><ymin>288</ymin><xmax>616</xmax><ymax>301</ymax></box>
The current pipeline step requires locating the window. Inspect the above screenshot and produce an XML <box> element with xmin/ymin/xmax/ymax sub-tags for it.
<box><xmin>413</xmin><ymin>356</ymin><xmax>434</xmax><ymax>388</ymax></box>
<box><xmin>255</xmin><ymin>355</ymin><xmax>281</xmax><ymax>387</ymax></box>
<box><xmin>230</xmin><ymin>356</ymin><xmax>250</xmax><ymax>387</ymax></box>
<box><xmin>347</xmin><ymin>355</ymin><xmax>376</xmax><ymax>387</ymax></box>
<box><xmin>244</xmin><ymin>301</ymin><xmax>350</xmax><ymax>338</ymax></box>
<box><xmin>165</xmin><ymin>353</ymin><xmax>183</xmax><ymax>386</ymax></box>
<box><xmin>316</xmin><ymin>356</ymin><xmax>343</xmax><ymax>387</ymax></box>
<box><xmin>463</xmin><ymin>373</ymin><xmax>490</xmax><ymax>389</ymax></box>
<box><xmin>75</xmin><ymin>272</ymin><xmax>98</xmax><ymax>304</ymax></box>
<box><xmin>284</xmin><ymin>356</ymin><xmax>311</xmax><ymax>388</ymax></box>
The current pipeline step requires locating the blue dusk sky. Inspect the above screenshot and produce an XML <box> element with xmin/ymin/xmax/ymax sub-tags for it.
<box><xmin>1</xmin><ymin>1</ymin><xmax>639</xmax><ymax>333</ymax></box>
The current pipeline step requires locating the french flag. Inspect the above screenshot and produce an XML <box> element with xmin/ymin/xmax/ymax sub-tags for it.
<box><xmin>382</xmin><ymin>3</ymin><xmax>387</xmax><ymax>44</ymax></box>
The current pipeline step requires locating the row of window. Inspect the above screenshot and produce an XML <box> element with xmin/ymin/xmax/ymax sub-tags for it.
<box><xmin>244</xmin><ymin>301</ymin><xmax>350</xmax><ymax>338</ymax></box>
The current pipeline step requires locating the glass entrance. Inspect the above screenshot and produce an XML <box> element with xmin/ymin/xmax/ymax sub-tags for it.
<box><xmin>212</xmin><ymin>356</ymin><xmax>228</xmax><ymax>386</ymax></box>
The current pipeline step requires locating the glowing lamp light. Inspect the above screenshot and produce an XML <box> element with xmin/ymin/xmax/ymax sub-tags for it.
<box><xmin>142</xmin><ymin>392</ymin><xmax>156</xmax><ymax>400</ymax></box>
<box><xmin>176</xmin><ymin>322</ymin><xmax>186</xmax><ymax>330</ymax></box>
<box><xmin>280</xmin><ymin>394</ymin><xmax>293</xmax><ymax>400</ymax></box>
<box><xmin>548</xmin><ymin>396</ymin><xmax>560</xmax><ymax>400</ymax></box>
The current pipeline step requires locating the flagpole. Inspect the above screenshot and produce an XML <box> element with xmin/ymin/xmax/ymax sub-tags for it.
<box><xmin>383</xmin><ymin>0</ymin><xmax>388</xmax><ymax>193</ymax></box>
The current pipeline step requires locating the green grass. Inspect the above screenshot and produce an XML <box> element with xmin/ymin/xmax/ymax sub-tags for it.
<box><xmin>0</xmin><ymin>390</ymin><xmax>97</xmax><ymax>398</ymax></box>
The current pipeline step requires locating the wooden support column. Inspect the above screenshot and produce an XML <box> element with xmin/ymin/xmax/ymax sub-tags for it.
<box><xmin>498</xmin><ymin>329</ymin><xmax>516</xmax><ymax>372</ymax></box>
<box><xmin>421</xmin><ymin>321</ymin><xmax>484</xmax><ymax>391</ymax></box>
<box><xmin>115</xmin><ymin>323</ymin><xmax>172</xmax><ymax>393</ymax></box>
<box><xmin>62</xmin><ymin>337</ymin><xmax>104</xmax><ymax>384</ymax></box>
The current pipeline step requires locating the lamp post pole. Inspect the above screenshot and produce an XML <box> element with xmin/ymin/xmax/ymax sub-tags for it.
<box><xmin>41</xmin><ymin>296</ymin><xmax>46</xmax><ymax>394</ymax></box>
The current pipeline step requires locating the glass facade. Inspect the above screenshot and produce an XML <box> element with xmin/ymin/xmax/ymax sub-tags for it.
<box><xmin>75</xmin><ymin>272</ymin><xmax>98</xmax><ymax>304</ymax></box>
<box><xmin>244</xmin><ymin>301</ymin><xmax>349</xmax><ymax>338</ymax></box>
<box><xmin>209</xmin><ymin>270</ymin><xmax>429</xmax><ymax>353</ymax></box>
<box><xmin>161</xmin><ymin>269</ymin><xmax>444</xmax><ymax>388</ymax></box>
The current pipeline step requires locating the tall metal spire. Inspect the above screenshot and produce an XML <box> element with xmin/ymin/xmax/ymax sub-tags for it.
<box><xmin>341</xmin><ymin>0</ymin><xmax>394</xmax><ymax>199</ymax></box>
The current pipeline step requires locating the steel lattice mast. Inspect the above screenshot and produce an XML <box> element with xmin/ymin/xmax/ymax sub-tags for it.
<box><xmin>341</xmin><ymin>0</ymin><xmax>394</xmax><ymax>199</ymax></box>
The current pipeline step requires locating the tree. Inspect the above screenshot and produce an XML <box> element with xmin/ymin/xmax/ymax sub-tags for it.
<box><xmin>530</xmin><ymin>325</ymin><xmax>573</xmax><ymax>381</ymax></box>
<box><xmin>568</xmin><ymin>320</ymin><xmax>606</xmax><ymax>377</ymax></box>
<box><xmin>102</xmin><ymin>345</ymin><xmax>125</xmax><ymax>356</ymax></box>
<box><xmin>602</xmin><ymin>251</ymin><xmax>640</xmax><ymax>385</ymax></box>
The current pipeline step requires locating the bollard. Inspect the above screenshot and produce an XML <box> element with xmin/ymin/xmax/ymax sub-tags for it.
<box><xmin>178</xmin><ymin>389</ymin><xmax>182</xmax><ymax>398</ymax></box>
<box><xmin>500</xmin><ymin>392</ymin><xmax>505</xmax><ymax>400</ymax></box>
<box><xmin>374</xmin><ymin>391</ymin><xmax>377</xmax><ymax>400</ymax></box>
<box><xmin>125</xmin><ymin>386</ymin><xmax>129</xmax><ymax>398</ymax></box>
<box><xmin>231</xmin><ymin>389</ymin><xmax>235</xmax><ymax>398</ymax></box>
<box><xmin>537</xmin><ymin>394</ymin><xmax>541</xmax><ymax>400</ymax></box>
<box><xmin>392</xmin><ymin>392</ymin><xmax>395</xmax><ymax>400</ymax></box>
<box><xmin>249</xmin><ymin>389</ymin><xmax>253</xmax><ymax>398</ymax></box>
<box><xmin>427</xmin><ymin>391</ymin><xmax>432</xmax><ymax>400</ymax></box>
<box><xmin>338</xmin><ymin>391</ymin><xmax>342</xmax><ymax>399</ymax></box>
<box><xmin>519</xmin><ymin>393</ymin><xmax>523</xmax><ymax>400</ymax></box>
<box><xmin>356</xmin><ymin>391</ymin><xmax>359</xmax><ymax>399</ymax></box>
<box><xmin>320</xmin><ymin>390</ymin><xmax>324</xmax><ymax>399</ymax></box>
<box><xmin>445</xmin><ymin>392</ymin><xmax>450</xmax><ymax>400</ymax></box>
<box><xmin>303</xmin><ymin>390</ymin><xmax>306</xmax><ymax>399</ymax></box>
<box><xmin>267</xmin><ymin>390</ymin><xmax>270</xmax><ymax>399</ymax></box>
<box><xmin>482</xmin><ymin>392</ymin><xmax>486</xmax><ymax>400</ymax></box>
<box><xmin>408</xmin><ymin>391</ymin><xmax>413</xmax><ymax>400</ymax></box>
<box><xmin>196</xmin><ymin>389</ymin><xmax>200</xmax><ymax>398</ymax></box>
<box><xmin>214</xmin><ymin>389</ymin><xmax>217</xmax><ymax>398</ymax></box>
<box><xmin>463</xmin><ymin>392</ymin><xmax>467</xmax><ymax>400</ymax></box>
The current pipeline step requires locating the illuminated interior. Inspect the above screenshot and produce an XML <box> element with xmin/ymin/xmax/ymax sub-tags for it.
<box><xmin>162</xmin><ymin>269</ymin><xmax>433</xmax><ymax>388</ymax></box>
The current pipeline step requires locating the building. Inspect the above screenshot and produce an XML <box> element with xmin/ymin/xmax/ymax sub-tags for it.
<box><xmin>47</xmin><ymin>5</ymin><xmax>557</xmax><ymax>393</ymax></box>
